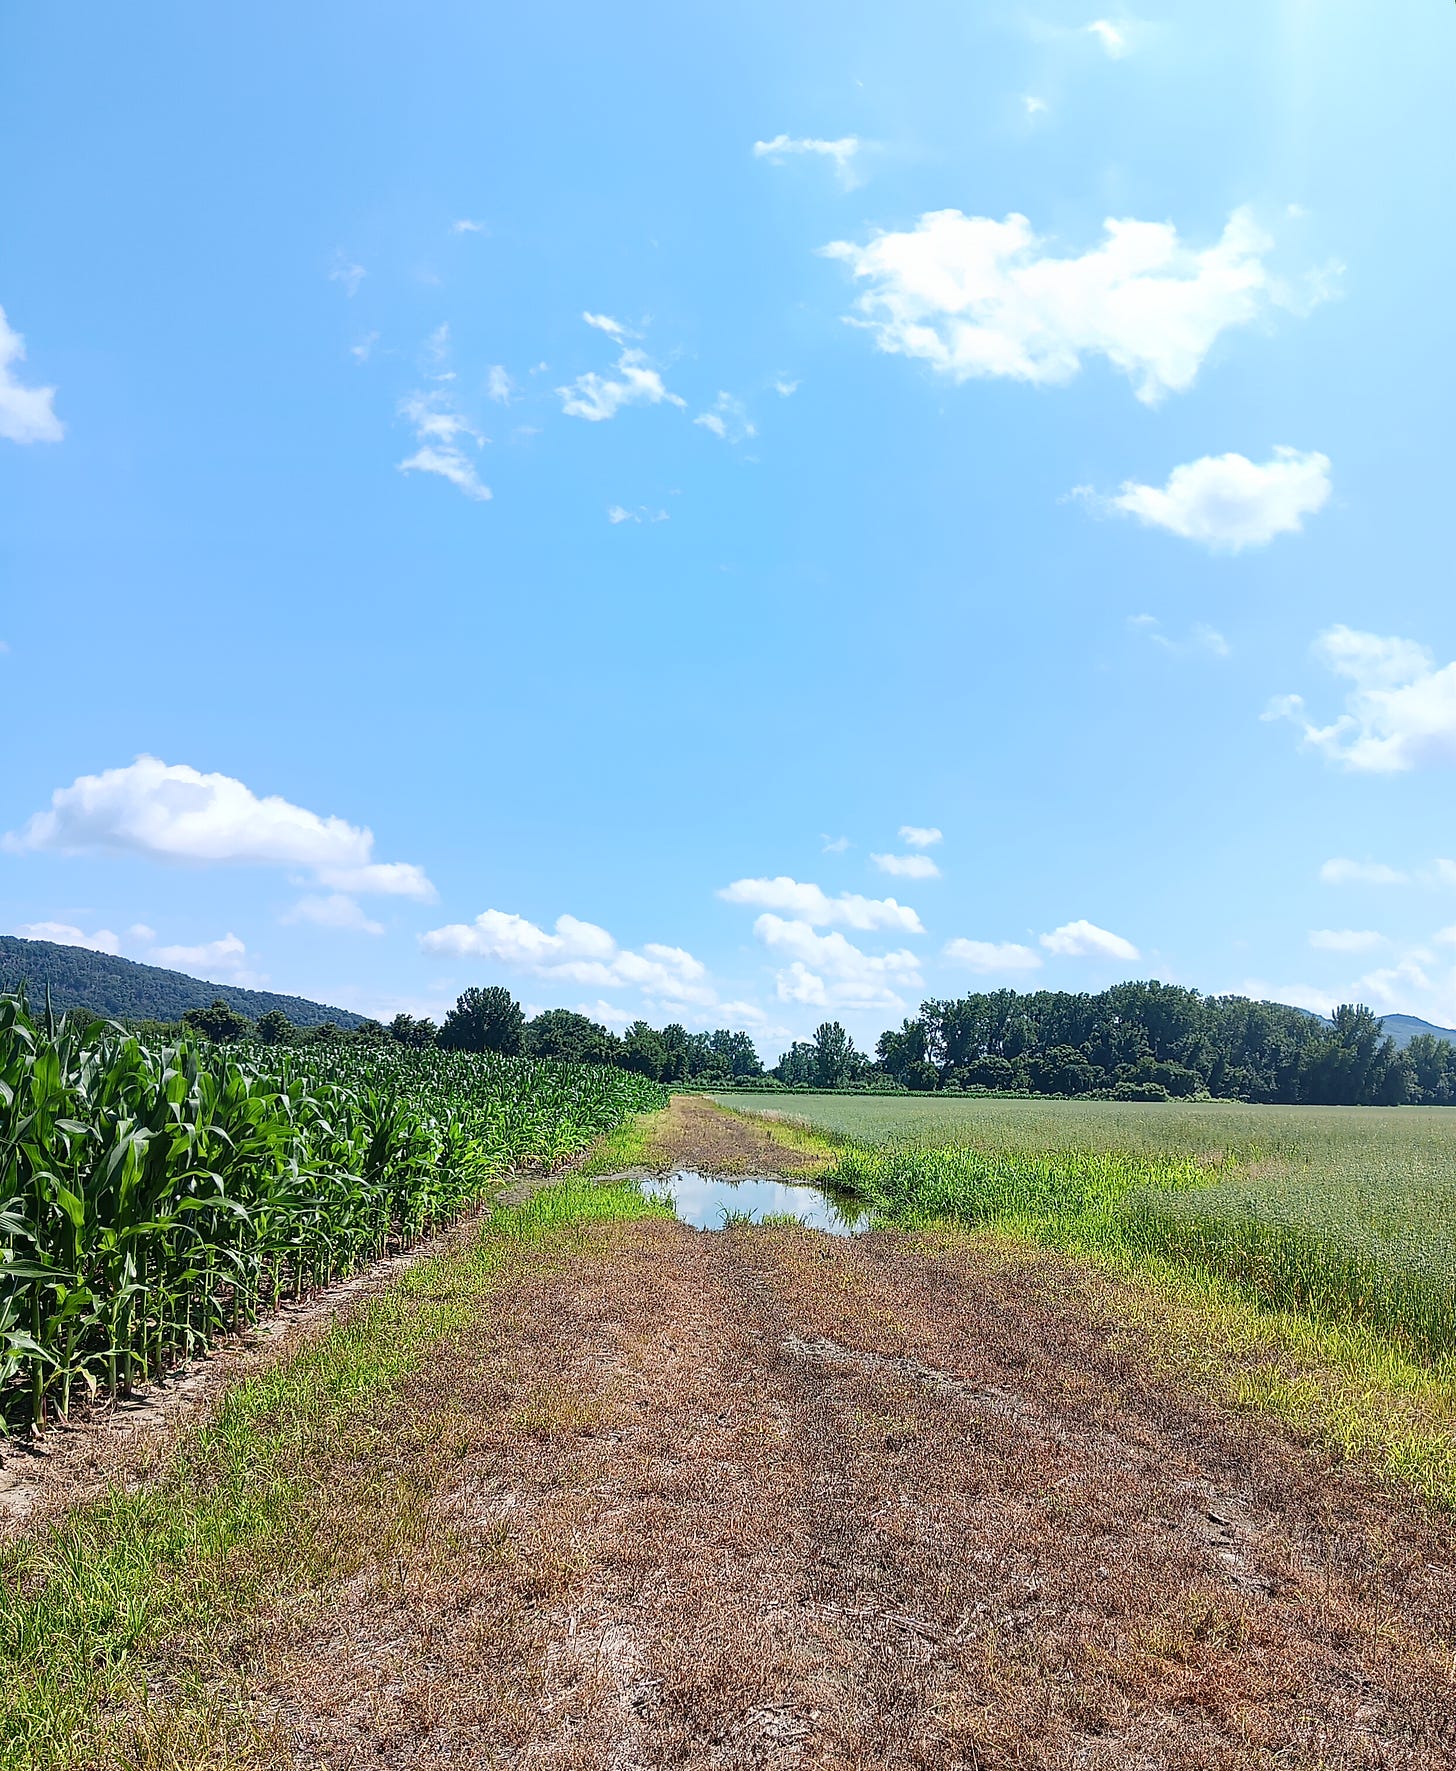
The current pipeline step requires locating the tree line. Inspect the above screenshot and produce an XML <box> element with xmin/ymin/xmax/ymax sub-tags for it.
<box><xmin>131</xmin><ymin>979</ymin><xmax>1456</xmax><ymax>1107</ymax></box>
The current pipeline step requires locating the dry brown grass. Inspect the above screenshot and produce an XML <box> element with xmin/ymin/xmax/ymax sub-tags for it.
<box><xmin>217</xmin><ymin>1214</ymin><xmax>1456</xmax><ymax>1769</ymax></box>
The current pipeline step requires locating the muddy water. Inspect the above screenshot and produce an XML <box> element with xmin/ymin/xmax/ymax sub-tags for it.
<box><xmin>643</xmin><ymin>1169</ymin><xmax>870</xmax><ymax>1236</ymax></box>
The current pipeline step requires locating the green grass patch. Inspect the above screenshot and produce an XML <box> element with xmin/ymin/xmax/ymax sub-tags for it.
<box><xmin>0</xmin><ymin>1177</ymin><xmax>669</xmax><ymax>1771</ymax></box>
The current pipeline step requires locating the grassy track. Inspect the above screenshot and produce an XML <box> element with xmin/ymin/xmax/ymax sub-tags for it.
<box><xmin>0</xmin><ymin>1177</ymin><xmax>669</xmax><ymax>1771</ymax></box>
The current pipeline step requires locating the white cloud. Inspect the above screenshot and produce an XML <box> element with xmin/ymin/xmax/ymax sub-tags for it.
<box><xmin>1023</xmin><ymin>96</ymin><xmax>1048</xmax><ymax>116</ymax></box>
<box><xmin>718</xmin><ymin>876</ymin><xmax>923</xmax><ymax>933</ymax></box>
<box><xmin>1093</xmin><ymin>447</ymin><xmax>1331</xmax><ymax>550</ymax></box>
<box><xmin>752</xmin><ymin>134</ymin><xmax>865</xmax><ymax>188</ymax></box>
<box><xmin>1319</xmin><ymin>858</ymin><xmax>1409</xmax><ymax>886</ymax></box>
<box><xmin>149</xmin><ymin>932</ymin><xmax>263</xmax><ymax>985</ymax></box>
<box><xmin>282</xmin><ymin>893</ymin><xmax>385</xmax><ymax>936</ymax></box>
<box><xmin>871</xmin><ymin>852</ymin><xmax>941</xmax><ymax>879</ymax></box>
<box><xmin>582</xmin><ymin>311</ymin><xmax>628</xmax><ymax>340</ymax></box>
<box><xmin>821</xmin><ymin>834</ymin><xmax>851</xmax><ymax>854</ymax></box>
<box><xmin>328</xmin><ymin>256</ymin><xmax>365</xmax><ymax>297</ymax></box>
<box><xmin>0</xmin><ymin>306</ymin><xmax>64</xmax><ymax>445</ymax></box>
<box><xmin>1039</xmin><ymin>919</ymin><xmax>1140</xmax><ymax>961</ymax></box>
<box><xmin>349</xmin><ymin>332</ymin><xmax>380</xmax><ymax>364</ymax></box>
<box><xmin>485</xmin><ymin>365</ymin><xmax>513</xmax><ymax>404</ymax></box>
<box><xmin>14</xmin><ymin>921</ymin><xmax>121</xmax><ymax>955</ymax></box>
<box><xmin>898</xmin><ymin>825</ymin><xmax>942</xmax><ymax>848</ymax></box>
<box><xmin>1309</xmin><ymin>928</ymin><xmax>1386</xmax><ymax>953</ymax></box>
<box><xmin>607</xmin><ymin>504</ymin><xmax>669</xmax><ymax>525</ymax></box>
<box><xmin>558</xmin><ymin>346</ymin><xmax>685</xmax><ymax>423</ymax></box>
<box><xmin>420</xmin><ymin>909</ymin><xmax>714</xmax><ymax>1005</ymax></box>
<box><xmin>774</xmin><ymin>377</ymin><xmax>800</xmax><ymax>397</ymax></box>
<box><xmin>5</xmin><ymin>755</ymin><xmax>435</xmax><ymax>899</ymax></box>
<box><xmin>1270</xmin><ymin>627</ymin><xmax>1456</xmax><ymax>774</ymax></box>
<box><xmin>1128</xmin><ymin>614</ymin><xmax>1231</xmax><ymax>658</ymax></box>
<box><xmin>943</xmin><ymin>937</ymin><xmax>1043</xmax><ymax>974</ymax></box>
<box><xmin>822</xmin><ymin>205</ymin><xmax>1300</xmax><ymax>406</ymax></box>
<box><xmin>1086</xmin><ymin>19</ymin><xmax>1129</xmax><ymax>57</ymax></box>
<box><xmin>451</xmin><ymin>218</ymin><xmax>486</xmax><ymax>234</ymax></box>
<box><xmin>397</xmin><ymin>389</ymin><xmax>490</xmax><ymax>502</ymax></box>
<box><xmin>754</xmin><ymin>915</ymin><xmax>921</xmax><ymax>1011</ymax></box>
<box><xmin>1237</xmin><ymin>978</ymin><xmax>1341</xmax><ymax>1019</ymax></box>
<box><xmin>694</xmin><ymin>392</ymin><xmax>756</xmax><ymax>442</ymax></box>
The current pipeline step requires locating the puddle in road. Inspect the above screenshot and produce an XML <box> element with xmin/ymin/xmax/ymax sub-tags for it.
<box><xmin>644</xmin><ymin>1169</ymin><xmax>871</xmax><ymax>1236</ymax></box>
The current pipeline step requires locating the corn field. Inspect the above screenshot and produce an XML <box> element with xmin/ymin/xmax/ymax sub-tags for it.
<box><xmin>0</xmin><ymin>995</ymin><xmax>666</xmax><ymax>1431</ymax></box>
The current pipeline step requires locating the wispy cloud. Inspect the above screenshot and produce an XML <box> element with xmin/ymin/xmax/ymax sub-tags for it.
<box><xmin>328</xmin><ymin>254</ymin><xmax>365</xmax><ymax>297</ymax></box>
<box><xmin>397</xmin><ymin>388</ymin><xmax>491</xmax><ymax>501</ymax></box>
<box><xmin>694</xmin><ymin>392</ymin><xmax>756</xmax><ymax>442</ymax></box>
<box><xmin>1128</xmin><ymin>615</ymin><xmax>1231</xmax><ymax>658</ymax></box>
<box><xmin>451</xmin><ymin>218</ymin><xmax>487</xmax><ymax>235</ymax></box>
<box><xmin>1085</xmin><ymin>19</ymin><xmax>1130</xmax><ymax>57</ymax></box>
<box><xmin>752</xmin><ymin>134</ymin><xmax>867</xmax><ymax>188</ymax></box>
<box><xmin>607</xmin><ymin>505</ymin><xmax>669</xmax><ymax>525</ymax></box>
<box><xmin>485</xmin><ymin>365</ymin><xmax>513</xmax><ymax>404</ymax></box>
<box><xmin>871</xmin><ymin>853</ymin><xmax>940</xmax><ymax>880</ymax></box>
<box><xmin>558</xmin><ymin>329</ymin><xmax>685</xmax><ymax>423</ymax></box>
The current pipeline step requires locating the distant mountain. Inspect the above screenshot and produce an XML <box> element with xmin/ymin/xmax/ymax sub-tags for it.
<box><xmin>1265</xmin><ymin>1000</ymin><xmax>1456</xmax><ymax>1050</ymax></box>
<box><xmin>1377</xmin><ymin>1013</ymin><xmax>1456</xmax><ymax>1050</ymax></box>
<box><xmin>0</xmin><ymin>935</ymin><xmax>365</xmax><ymax>1030</ymax></box>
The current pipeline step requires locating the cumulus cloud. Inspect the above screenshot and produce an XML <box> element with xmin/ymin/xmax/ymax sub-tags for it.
<box><xmin>1039</xmin><ymin>919</ymin><xmax>1140</xmax><ymax>961</ymax></box>
<box><xmin>558</xmin><ymin>344</ymin><xmax>685</xmax><ymax>423</ymax></box>
<box><xmin>717</xmin><ymin>876</ymin><xmax>923</xmax><ymax>933</ymax></box>
<box><xmin>943</xmin><ymin>937</ymin><xmax>1043</xmax><ymax>973</ymax></box>
<box><xmin>871</xmin><ymin>853</ymin><xmax>940</xmax><ymax>879</ymax></box>
<box><xmin>420</xmin><ymin>909</ymin><xmax>714</xmax><ymax>1005</ymax></box>
<box><xmin>1090</xmin><ymin>446</ymin><xmax>1331</xmax><ymax>550</ymax></box>
<box><xmin>822</xmin><ymin>206</ymin><xmax>1306</xmax><ymax>406</ymax></box>
<box><xmin>752</xmin><ymin>134</ymin><xmax>865</xmax><ymax>188</ymax></box>
<box><xmin>1269</xmin><ymin>627</ymin><xmax>1456</xmax><ymax>774</ymax></box>
<box><xmin>754</xmin><ymin>915</ymin><xmax>921</xmax><ymax>1011</ymax></box>
<box><xmin>0</xmin><ymin>305</ymin><xmax>64</xmax><ymax>444</ymax></box>
<box><xmin>1308</xmin><ymin>928</ymin><xmax>1386</xmax><ymax>953</ymax></box>
<box><xmin>149</xmin><ymin>932</ymin><xmax>263</xmax><ymax>985</ymax></box>
<box><xmin>898</xmin><ymin>825</ymin><xmax>942</xmax><ymax>848</ymax></box>
<box><xmin>1319</xmin><ymin>858</ymin><xmax>1409</xmax><ymax>886</ymax></box>
<box><xmin>5</xmin><ymin>755</ymin><xmax>435</xmax><ymax>899</ymax></box>
<box><xmin>397</xmin><ymin>389</ymin><xmax>491</xmax><ymax>501</ymax></box>
<box><xmin>14</xmin><ymin>920</ymin><xmax>120</xmax><ymax>955</ymax></box>
<box><xmin>282</xmin><ymin>893</ymin><xmax>385</xmax><ymax>935</ymax></box>
<box><xmin>694</xmin><ymin>392</ymin><xmax>756</xmax><ymax>442</ymax></box>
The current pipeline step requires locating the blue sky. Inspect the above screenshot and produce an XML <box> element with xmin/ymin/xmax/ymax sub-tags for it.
<box><xmin>3</xmin><ymin>1</ymin><xmax>1455</xmax><ymax>1053</ymax></box>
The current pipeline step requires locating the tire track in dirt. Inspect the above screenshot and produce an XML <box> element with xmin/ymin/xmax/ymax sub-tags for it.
<box><xmin>233</xmin><ymin>1214</ymin><xmax>1456</xmax><ymax>1770</ymax></box>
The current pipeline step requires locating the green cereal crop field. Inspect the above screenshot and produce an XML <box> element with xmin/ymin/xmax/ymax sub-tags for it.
<box><xmin>719</xmin><ymin>1093</ymin><xmax>1456</xmax><ymax>1363</ymax></box>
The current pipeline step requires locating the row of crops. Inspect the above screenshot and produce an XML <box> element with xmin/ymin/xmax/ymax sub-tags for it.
<box><xmin>0</xmin><ymin>995</ymin><xmax>667</xmax><ymax>1431</ymax></box>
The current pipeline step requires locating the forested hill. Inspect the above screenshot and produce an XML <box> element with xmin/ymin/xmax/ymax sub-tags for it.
<box><xmin>1377</xmin><ymin>1014</ymin><xmax>1456</xmax><ymax>1050</ymax></box>
<box><xmin>0</xmin><ymin>935</ymin><xmax>364</xmax><ymax>1029</ymax></box>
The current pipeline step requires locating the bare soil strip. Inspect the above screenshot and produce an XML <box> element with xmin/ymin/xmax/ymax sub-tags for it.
<box><xmin>214</xmin><ymin>1209</ymin><xmax>1456</xmax><ymax>1769</ymax></box>
<box><xmin>627</xmin><ymin>1093</ymin><xmax>831</xmax><ymax>1175</ymax></box>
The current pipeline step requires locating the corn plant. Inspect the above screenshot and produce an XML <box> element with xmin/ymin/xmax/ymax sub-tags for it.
<box><xmin>0</xmin><ymin>995</ymin><xmax>665</xmax><ymax>1431</ymax></box>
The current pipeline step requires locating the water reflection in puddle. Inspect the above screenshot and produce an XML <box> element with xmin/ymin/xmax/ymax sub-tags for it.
<box><xmin>643</xmin><ymin>1169</ymin><xmax>871</xmax><ymax>1236</ymax></box>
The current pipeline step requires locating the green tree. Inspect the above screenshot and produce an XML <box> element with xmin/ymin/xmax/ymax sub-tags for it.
<box><xmin>254</xmin><ymin>1009</ymin><xmax>294</xmax><ymax>1046</ymax></box>
<box><xmin>523</xmin><ymin>1008</ymin><xmax>622</xmax><ymax>1066</ymax></box>
<box><xmin>182</xmin><ymin>998</ymin><xmax>253</xmax><ymax>1044</ymax></box>
<box><xmin>809</xmin><ymin>1021</ymin><xmax>865</xmax><ymax>1088</ymax></box>
<box><xmin>438</xmin><ymin>986</ymin><xmax>525</xmax><ymax>1055</ymax></box>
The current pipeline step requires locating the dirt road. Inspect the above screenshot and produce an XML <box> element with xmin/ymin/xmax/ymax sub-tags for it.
<box><xmin>245</xmin><ymin>1208</ymin><xmax>1456</xmax><ymax>1769</ymax></box>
